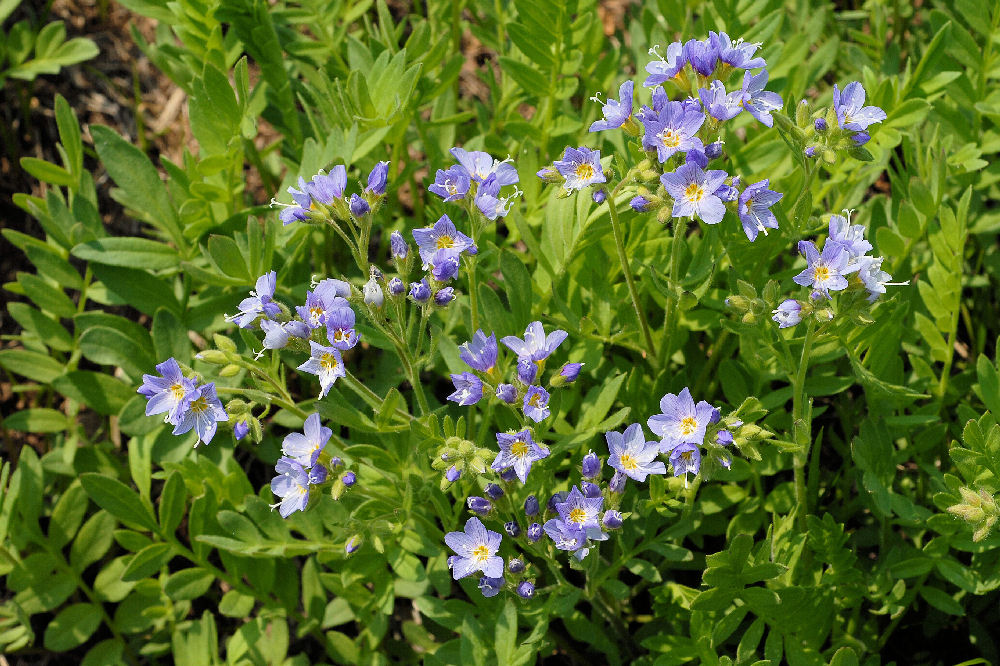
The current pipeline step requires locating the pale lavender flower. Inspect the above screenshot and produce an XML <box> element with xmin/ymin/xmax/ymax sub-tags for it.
<box><xmin>501</xmin><ymin>321</ymin><xmax>568</xmax><ymax>361</ymax></box>
<box><xmin>460</xmin><ymin>330</ymin><xmax>498</xmax><ymax>373</ymax></box>
<box><xmin>297</xmin><ymin>342</ymin><xmax>345</xmax><ymax>399</ymax></box>
<box><xmin>590</xmin><ymin>80</ymin><xmax>634</xmax><ymax>132</ymax></box>
<box><xmin>138</xmin><ymin>358</ymin><xmax>197</xmax><ymax>425</ymax></box>
<box><xmin>833</xmin><ymin>82</ymin><xmax>887</xmax><ymax>131</ymax></box>
<box><xmin>447</xmin><ymin>372</ymin><xmax>484</xmax><ymax>406</ymax></box>
<box><xmin>172</xmin><ymin>382</ymin><xmax>228</xmax><ymax>447</ymax></box>
<box><xmin>738</xmin><ymin>179</ymin><xmax>783</xmax><ymax>241</ymax></box>
<box><xmin>522</xmin><ymin>386</ymin><xmax>551</xmax><ymax>423</ymax></box>
<box><xmin>228</xmin><ymin>272</ymin><xmax>281</xmax><ymax>328</ymax></box>
<box><xmin>282</xmin><ymin>412</ymin><xmax>332</xmax><ymax>467</ymax></box>
<box><xmin>606</xmin><ymin>423</ymin><xmax>667</xmax><ymax>482</ymax></box>
<box><xmin>445</xmin><ymin>517</ymin><xmax>504</xmax><ymax>579</ymax></box>
<box><xmin>492</xmin><ymin>429</ymin><xmax>550</xmax><ymax>483</ymax></box>
<box><xmin>647</xmin><ymin>387</ymin><xmax>716</xmax><ymax>450</ymax></box>
<box><xmin>660</xmin><ymin>163</ymin><xmax>728</xmax><ymax>224</ymax></box>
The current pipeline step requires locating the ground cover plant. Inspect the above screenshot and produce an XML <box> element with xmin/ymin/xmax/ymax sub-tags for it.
<box><xmin>2</xmin><ymin>0</ymin><xmax>1000</xmax><ymax>663</ymax></box>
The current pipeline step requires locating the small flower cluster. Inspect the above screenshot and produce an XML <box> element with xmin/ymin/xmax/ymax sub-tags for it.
<box><xmin>771</xmin><ymin>211</ymin><xmax>906</xmax><ymax>328</ymax></box>
<box><xmin>400</xmin><ymin>215</ymin><xmax>473</xmax><ymax>306</ymax></box>
<box><xmin>446</xmin><ymin>322</ymin><xmax>582</xmax><ymax>427</ymax></box>
<box><xmin>804</xmin><ymin>81</ymin><xmax>886</xmax><ymax>161</ymax></box>
<box><xmin>273</xmin><ymin>162</ymin><xmax>389</xmax><ymax>226</ymax></box>
<box><xmin>137</xmin><ymin>358</ymin><xmax>228</xmax><ymax>446</ymax></box>
<box><xmin>269</xmin><ymin>413</ymin><xmax>358</xmax><ymax>517</ymax></box>
<box><xmin>429</xmin><ymin>147</ymin><xmax>522</xmax><ymax>220</ymax></box>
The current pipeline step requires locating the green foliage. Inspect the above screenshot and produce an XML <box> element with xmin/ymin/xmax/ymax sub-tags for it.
<box><xmin>4</xmin><ymin>0</ymin><xmax>1000</xmax><ymax>663</ymax></box>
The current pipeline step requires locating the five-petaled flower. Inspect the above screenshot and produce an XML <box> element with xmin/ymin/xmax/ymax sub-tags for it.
<box><xmin>660</xmin><ymin>163</ymin><xmax>729</xmax><ymax>225</ymax></box>
<box><xmin>445</xmin><ymin>517</ymin><xmax>504</xmax><ymax>580</ymax></box>
<box><xmin>647</xmin><ymin>387</ymin><xmax>716</xmax><ymax>451</ymax></box>
<box><xmin>297</xmin><ymin>341</ymin><xmax>346</xmax><ymax>398</ymax></box>
<box><xmin>606</xmin><ymin>423</ymin><xmax>667</xmax><ymax>482</ymax></box>
<box><xmin>553</xmin><ymin>146</ymin><xmax>607</xmax><ymax>192</ymax></box>
<box><xmin>492</xmin><ymin>429</ymin><xmax>550</xmax><ymax>483</ymax></box>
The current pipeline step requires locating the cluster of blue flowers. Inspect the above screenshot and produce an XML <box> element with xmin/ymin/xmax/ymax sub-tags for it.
<box><xmin>804</xmin><ymin>82</ymin><xmax>887</xmax><ymax>159</ymax></box>
<box><xmin>273</xmin><ymin>162</ymin><xmax>389</xmax><ymax>226</ymax></box>
<box><xmin>269</xmin><ymin>413</ymin><xmax>356</xmax><ymax>518</ymax></box>
<box><xmin>137</xmin><ymin>358</ymin><xmax>228</xmax><ymax>447</ymax></box>
<box><xmin>772</xmin><ymin>212</ymin><xmax>906</xmax><ymax>328</ymax></box>
<box><xmin>428</xmin><ymin>147</ymin><xmax>522</xmax><ymax>220</ymax></box>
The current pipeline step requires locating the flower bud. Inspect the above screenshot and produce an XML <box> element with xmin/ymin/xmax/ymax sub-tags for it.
<box><xmin>630</xmin><ymin>195</ymin><xmax>654</xmax><ymax>212</ymax></box>
<box><xmin>431</xmin><ymin>254</ymin><xmax>460</xmax><ymax>282</ymax></box>
<box><xmin>329</xmin><ymin>457</ymin><xmax>342</xmax><ymax>470</ymax></box>
<box><xmin>536</xmin><ymin>165</ymin><xmax>562</xmax><ymax>183</ymax></box>
<box><xmin>496</xmin><ymin>384</ymin><xmax>517</xmax><ymax>404</ymax></box>
<box><xmin>592</xmin><ymin>189</ymin><xmax>607</xmax><ymax>204</ymax></box>
<box><xmin>527</xmin><ymin>522</ymin><xmax>542</xmax><ymax>542</ymax></box>
<box><xmin>609</xmin><ymin>470</ymin><xmax>627</xmax><ymax>494</ymax></box>
<box><xmin>704</xmin><ymin>141</ymin><xmax>724</xmax><ymax>159</ymax></box>
<box><xmin>716</xmin><ymin>429</ymin><xmax>734</xmax><ymax>446</ymax></box>
<box><xmin>795</xmin><ymin>98</ymin><xmax>810</xmax><ymax>126</ymax></box>
<box><xmin>409</xmin><ymin>279</ymin><xmax>431</xmax><ymax>303</ymax></box>
<box><xmin>479</xmin><ymin>576</ymin><xmax>504</xmax><ymax>598</ymax></box>
<box><xmin>516</xmin><ymin>358</ymin><xmax>537</xmax><ymax>384</ymax></box>
<box><xmin>581</xmin><ymin>450</ymin><xmax>602</xmax><ymax>479</ymax></box>
<box><xmin>804</xmin><ymin>146</ymin><xmax>817</xmax><ymax>158</ymax></box>
<box><xmin>485</xmin><ymin>483</ymin><xmax>504</xmax><ymax>500</ymax></box>
<box><xmin>219</xmin><ymin>364</ymin><xmax>242</xmax><ymax>377</ymax></box>
<box><xmin>814</xmin><ymin>117</ymin><xmax>827</xmax><ymax>132</ymax></box>
<box><xmin>504</xmin><ymin>521</ymin><xmax>521</xmax><ymax>537</ymax></box>
<box><xmin>852</xmin><ymin>131</ymin><xmax>870</xmax><ymax>146</ymax></box>
<box><xmin>196</xmin><ymin>350</ymin><xmax>229</xmax><ymax>365</ymax></box>
<box><xmin>366</xmin><ymin>161</ymin><xmax>389</xmax><ymax>195</ymax></box>
<box><xmin>433</xmin><ymin>287</ymin><xmax>455</xmax><ymax>306</ymax></box>
<box><xmin>388</xmin><ymin>277</ymin><xmax>405</xmax><ymax>296</ymax></box>
<box><xmin>349</xmin><ymin>193</ymin><xmax>370</xmax><ymax>217</ymax></box>
<box><xmin>233</xmin><ymin>420</ymin><xmax>249</xmax><ymax>441</ymax></box>
<box><xmin>467</xmin><ymin>496</ymin><xmax>492</xmax><ymax>515</ymax></box>
<box><xmin>508</xmin><ymin>558</ymin><xmax>525</xmax><ymax>574</ymax></box>
<box><xmin>602</xmin><ymin>510</ymin><xmax>623</xmax><ymax>529</ymax></box>
<box><xmin>342</xmin><ymin>471</ymin><xmax>356</xmax><ymax>486</ymax></box>
<box><xmin>547</xmin><ymin>491</ymin><xmax>568</xmax><ymax>513</ymax></box>
<box><xmin>390</xmin><ymin>230</ymin><xmax>409</xmax><ymax>259</ymax></box>
<box><xmin>524</xmin><ymin>495</ymin><xmax>539</xmax><ymax>517</ymax></box>
<box><xmin>516</xmin><ymin>581</ymin><xmax>535</xmax><ymax>599</ymax></box>
<box><xmin>445</xmin><ymin>465</ymin><xmax>461</xmax><ymax>482</ymax></box>
<box><xmin>345</xmin><ymin>535</ymin><xmax>361</xmax><ymax>554</ymax></box>
<box><xmin>363</xmin><ymin>278</ymin><xmax>384</xmax><ymax>307</ymax></box>
<box><xmin>499</xmin><ymin>467</ymin><xmax>517</xmax><ymax>483</ymax></box>
<box><xmin>286</xmin><ymin>321</ymin><xmax>311</xmax><ymax>339</ymax></box>
<box><xmin>580</xmin><ymin>481</ymin><xmax>601</xmax><ymax>499</ymax></box>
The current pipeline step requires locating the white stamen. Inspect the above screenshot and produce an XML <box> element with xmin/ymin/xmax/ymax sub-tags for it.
<box><xmin>310</xmin><ymin>275</ymin><xmax>321</xmax><ymax>288</ymax></box>
<box><xmin>590</xmin><ymin>92</ymin><xmax>605</xmax><ymax>105</ymax></box>
<box><xmin>648</xmin><ymin>44</ymin><xmax>663</xmax><ymax>60</ymax></box>
<box><xmin>842</xmin><ymin>208</ymin><xmax>856</xmax><ymax>224</ymax></box>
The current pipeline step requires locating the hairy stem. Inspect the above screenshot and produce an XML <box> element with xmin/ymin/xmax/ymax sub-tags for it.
<box><xmin>606</xmin><ymin>194</ymin><xmax>658</xmax><ymax>365</ymax></box>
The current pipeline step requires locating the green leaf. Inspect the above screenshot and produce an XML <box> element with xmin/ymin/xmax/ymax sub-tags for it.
<box><xmin>79</xmin><ymin>325</ymin><xmax>156</xmax><ymax>379</ymax></box>
<box><xmin>7</xmin><ymin>302</ymin><xmax>73</xmax><ymax>351</ymax></box>
<box><xmin>81</xmin><ymin>639</ymin><xmax>125</xmax><ymax>666</ymax></box>
<box><xmin>90</xmin><ymin>263</ymin><xmax>182</xmax><ymax>317</ymax></box>
<box><xmin>80</xmin><ymin>473</ymin><xmax>158</xmax><ymax>531</ymax></box>
<box><xmin>44</xmin><ymin>603</ymin><xmax>102</xmax><ymax>651</ymax></box>
<box><xmin>500</xmin><ymin>250</ymin><xmax>532</xmax><ymax>326</ymax></box>
<box><xmin>72</xmin><ymin>237</ymin><xmax>180</xmax><ymax>270</ymax></box>
<box><xmin>206</xmin><ymin>235</ymin><xmax>250</xmax><ymax>280</ymax></box>
<box><xmin>48</xmin><ymin>482</ymin><xmax>88</xmax><ymax>549</ymax></box>
<box><xmin>121</xmin><ymin>542</ymin><xmax>174</xmax><ymax>581</ymax></box>
<box><xmin>90</xmin><ymin>125</ymin><xmax>182</xmax><ymax>245</ymax></box>
<box><xmin>0</xmin><ymin>349</ymin><xmax>65</xmax><ymax>383</ymax></box>
<box><xmin>164</xmin><ymin>568</ymin><xmax>214</xmax><ymax>601</ymax></box>
<box><xmin>152</xmin><ymin>308</ymin><xmax>192</xmax><ymax>363</ymax></box>
<box><xmin>4</xmin><ymin>408</ymin><xmax>69</xmax><ymax>433</ymax></box>
<box><xmin>17</xmin><ymin>272</ymin><xmax>76</xmax><ymax>317</ymax></box>
<box><xmin>499</xmin><ymin>56</ymin><xmax>549</xmax><ymax>93</ymax></box>
<box><xmin>52</xmin><ymin>371</ymin><xmax>135</xmax><ymax>415</ymax></box>
<box><xmin>494</xmin><ymin>600</ymin><xmax>518</xmax><ymax>665</ymax></box>
<box><xmin>55</xmin><ymin>94</ymin><xmax>83</xmax><ymax>176</ymax></box>
<box><xmin>70</xmin><ymin>510</ymin><xmax>116</xmax><ymax>571</ymax></box>
<box><xmin>19</xmin><ymin>157</ymin><xmax>76</xmax><ymax>186</ymax></box>
<box><xmin>919</xmin><ymin>586</ymin><xmax>965</xmax><ymax>616</ymax></box>
<box><xmin>159</xmin><ymin>471</ymin><xmax>187</xmax><ymax>535</ymax></box>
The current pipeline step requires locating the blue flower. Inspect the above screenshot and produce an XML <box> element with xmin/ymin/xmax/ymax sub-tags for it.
<box><xmin>855</xmin><ymin>256</ymin><xmax>898</xmax><ymax>302</ymax></box>
<box><xmin>738</xmin><ymin>179</ymin><xmax>783</xmax><ymax>241</ymax></box>
<box><xmin>304</xmin><ymin>166</ymin><xmax>347</xmax><ymax>205</ymax></box>
<box><xmin>833</xmin><ymin>82</ymin><xmax>886</xmax><ymax>131</ymax></box>
<box><xmin>138</xmin><ymin>358</ymin><xmax>198</xmax><ymax>425</ymax></box>
<box><xmin>609</xmin><ymin>470</ymin><xmax>627</xmax><ymax>493</ymax></box>
<box><xmin>698</xmin><ymin>80</ymin><xmax>742</xmax><ymax>121</ymax></box>
<box><xmin>522</xmin><ymin>386</ymin><xmax>551</xmax><ymax>423</ymax></box>
<box><xmin>366</xmin><ymin>161</ymin><xmax>389</xmax><ymax>195</ymax></box>
<box><xmin>684</xmin><ymin>38</ymin><xmax>718</xmax><ymax>76</ymax></box>
<box><xmin>554</xmin><ymin>146</ymin><xmax>606</xmax><ymax>191</ymax></box>
<box><xmin>409</xmin><ymin>279</ymin><xmax>431</xmax><ymax>303</ymax></box>
<box><xmin>554</xmin><ymin>486</ymin><xmax>603</xmax><ymax>530</ymax></box>
<box><xmin>390</xmin><ymin>230</ymin><xmax>409</xmax><ymax>259</ymax></box>
<box><xmin>270</xmin><ymin>457</ymin><xmax>312</xmax><ymax>517</ymax></box>
<box><xmin>667</xmin><ymin>442</ymin><xmax>702</xmax><ymax>480</ymax></box>
<box><xmin>467</xmin><ymin>496</ymin><xmax>492</xmax><ymax>515</ymax></box>
<box><xmin>428</xmin><ymin>165</ymin><xmax>472</xmax><ymax>201</ymax></box>
<box><xmin>475</xmin><ymin>173</ymin><xmax>519</xmax><ymax>220</ymax></box>
<box><xmin>496</xmin><ymin>384</ymin><xmax>517</xmax><ymax>403</ymax></box>
<box><xmin>705</xmin><ymin>142</ymin><xmax>724</xmax><ymax>159</ymax></box>
<box><xmin>602</xmin><ymin>510</ymin><xmax>624</xmax><ymax>529</ymax></box>
<box><xmin>261</xmin><ymin>320</ymin><xmax>291</xmax><ymax>350</ymax></box>
<box><xmin>644</xmin><ymin>42</ymin><xmax>687</xmax><ymax>87</ymax></box>
<box><xmin>430</xmin><ymin>249</ymin><xmax>461</xmax><ymax>282</ymax></box>
<box><xmin>517</xmin><ymin>358</ymin><xmax>537</xmax><ymax>384</ymax></box>
<box><xmin>630</xmin><ymin>195</ymin><xmax>654</xmax><ymax>212</ymax></box>
<box><xmin>589</xmin><ymin>80</ymin><xmax>634</xmax><ymax>132</ymax></box>
<box><xmin>297</xmin><ymin>342</ymin><xmax>345</xmax><ymax>399</ymax></box>
<box><xmin>434</xmin><ymin>287</ymin><xmax>455</xmax><ymax>306</ymax></box>
<box><xmin>228</xmin><ymin>272</ymin><xmax>281</xmax><ymax>328</ymax></box>
<box><xmin>172</xmin><ymin>382</ymin><xmax>228</xmax><ymax>447</ymax></box>
<box><xmin>660</xmin><ymin>163</ymin><xmax>728</xmax><ymax>225</ymax></box>
<box><xmin>606</xmin><ymin>423</ymin><xmax>667</xmax><ymax>482</ymax></box>
<box><xmin>501</xmin><ymin>321</ymin><xmax>568</xmax><ymax>361</ymax></box>
<box><xmin>451</xmin><ymin>147</ymin><xmax>519</xmax><ymax>185</ymax></box>
<box><xmin>281</xmin><ymin>412</ymin><xmax>332</xmax><ymax>467</ymax></box>
<box><xmin>460</xmin><ymin>330</ymin><xmax>498</xmax><ymax>373</ymax></box>
<box><xmin>581</xmin><ymin>450</ymin><xmax>602</xmax><ymax>479</ymax></box>
<box><xmin>325</xmin><ymin>305</ymin><xmax>360</xmax><ymax>350</ymax></box>
<box><xmin>772</xmin><ymin>299</ymin><xmax>803</xmax><ymax>328</ymax></box>
<box><xmin>516</xmin><ymin>581</ymin><xmax>535</xmax><ymax>599</ymax></box>
<box><xmin>793</xmin><ymin>240</ymin><xmax>856</xmax><ymax>298</ymax></box>
<box><xmin>448</xmin><ymin>372</ymin><xmax>484</xmax><ymax>406</ymax></box>
<box><xmin>492</xmin><ymin>429</ymin><xmax>550</xmax><ymax>483</ymax></box>
<box><xmin>543</xmin><ymin>519</ymin><xmax>588</xmax><ymax>555</ymax></box>
<box><xmin>445</xmin><ymin>516</ymin><xmax>504</xmax><ymax>579</ymax></box>
<box><xmin>277</xmin><ymin>177</ymin><xmax>311</xmax><ymax>225</ymax></box>
<box><xmin>233</xmin><ymin>420</ymin><xmax>249</xmax><ymax>441</ymax></box>
<box><xmin>479</xmin><ymin>576</ymin><xmax>505</xmax><ymax>597</ymax></box>
<box><xmin>647</xmin><ymin>387</ymin><xmax>716</xmax><ymax>451</ymax></box>
<box><xmin>736</xmin><ymin>70</ymin><xmax>783</xmax><ymax>127</ymax></box>
<box><xmin>412</xmin><ymin>215</ymin><xmax>474</xmax><ymax>265</ymax></box>
<box><xmin>827</xmin><ymin>213</ymin><xmax>872</xmax><ymax>258</ymax></box>
<box><xmin>296</xmin><ymin>279</ymin><xmax>351</xmax><ymax>329</ymax></box>
<box><xmin>710</xmin><ymin>32</ymin><xmax>765</xmax><ymax>70</ymax></box>
<box><xmin>641</xmin><ymin>101</ymin><xmax>705</xmax><ymax>163</ymax></box>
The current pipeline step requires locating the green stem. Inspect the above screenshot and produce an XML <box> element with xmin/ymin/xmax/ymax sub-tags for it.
<box><xmin>658</xmin><ymin>215</ymin><xmax>688</xmax><ymax>368</ymax></box>
<box><xmin>606</xmin><ymin>194</ymin><xmax>658</xmax><ymax>365</ymax></box>
<box><xmin>791</xmin><ymin>320</ymin><xmax>816</xmax><ymax>530</ymax></box>
<box><xmin>343</xmin><ymin>370</ymin><xmax>414</xmax><ymax>423</ymax></box>
<box><xmin>467</xmin><ymin>253</ymin><xmax>480</xmax><ymax>333</ymax></box>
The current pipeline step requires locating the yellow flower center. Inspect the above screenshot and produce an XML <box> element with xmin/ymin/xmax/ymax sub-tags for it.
<box><xmin>569</xmin><ymin>508</ymin><xmax>587</xmax><ymax>524</ymax></box>
<box><xmin>619</xmin><ymin>453</ymin><xmax>638</xmax><ymax>471</ymax></box>
<box><xmin>333</xmin><ymin>329</ymin><xmax>346</xmax><ymax>341</ymax></box>
<box><xmin>511</xmin><ymin>439</ymin><xmax>529</xmax><ymax>458</ymax></box>
<box><xmin>170</xmin><ymin>383</ymin><xmax>185</xmax><ymax>400</ymax></box>
<box><xmin>679</xmin><ymin>416</ymin><xmax>698</xmax><ymax>436</ymax></box>
<box><xmin>446</xmin><ymin>181</ymin><xmax>458</xmax><ymax>195</ymax></box>
<box><xmin>320</xmin><ymin>353</ymin><xmax>339</xmax><ymax>371</ymax></box>
<box><xmin>659</xmin><ymin>129</ymin><xmax>680</xmax><ymax>148</ymax></box>
<box><xmin>528</xmin><ymin>393</ymin><xmax>543</xmax><ymax>407</ymax></box>
<box><xmin>684</xmin><ymin>183</ymin><xmax>705</xmax><ymax>203</ymax></box>
<box><xmin>436</xmin><ymin>235</ymin><xmax>455</xmax><ymax>249</ymax></box>
<box><xmin>575</xmin><ymin>163</ymin><xmax>595</xmax><ymax>180</ymax></box>
<box><xmin>190</xmin><ymin>396</ymin><xmax>208</xmax><ymax>414</ymax></box>
<box><xmin>472</xmin><ymin>544</ymin><xmax>490</xmax><ymax>562</ymax></box>
<box><xmin>814</xmin><ymin>266</ymin><xmax>830</xmax><ymax>283</ymax></box>
<box><xmin>309</xmin><ymin>306</ymin><xmax>324</xmax><ymax>324</ymax></box>
<box><xmin>681</xmin><ymin>450</ymin><xmax>693</xmax><ymax>461</ymax></box>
